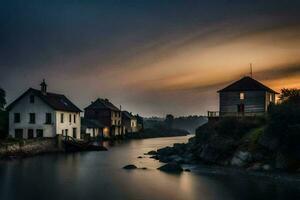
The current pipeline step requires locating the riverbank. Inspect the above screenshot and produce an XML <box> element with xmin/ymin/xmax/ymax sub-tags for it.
<box><xmin>1</xmin><ymin>135</ymin><xmax>300</xmax><ymax>200</ymax></box>
<box><xmin>148</xmin><ymin>116</ymin><xmax>300</xmax><ymax>173</ymax></box>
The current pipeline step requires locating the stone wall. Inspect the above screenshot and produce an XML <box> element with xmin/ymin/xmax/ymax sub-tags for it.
<box><xmin>0</xmin><ymin>138</ymin><xmax>63</xmax><ymax>158</ymax></box>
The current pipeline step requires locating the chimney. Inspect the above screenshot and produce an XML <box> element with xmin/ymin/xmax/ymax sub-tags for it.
<box><xmin>40</xmin><ymin>79</ymin><xmax>47</xmax><ymax>95</ymax></box>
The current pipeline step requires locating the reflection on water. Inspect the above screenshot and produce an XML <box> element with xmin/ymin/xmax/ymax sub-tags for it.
<box><xmin>0</xmin><ymin>136</ymin><xmax>299</xmax><ymax>200</ymax></box>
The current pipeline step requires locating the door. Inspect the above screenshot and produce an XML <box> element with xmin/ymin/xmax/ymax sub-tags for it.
<box><xmin>28</xmin><ymin>129</ymin><xmax>34</xmax><ymax>139</ymax></box>
<box><xmin>15</xmin><ymin>129</ymin><xmax>23</xmax><ymax>139</ymax></box>
<box><xmin>36</xmin><ymin>129</ymin><xmax>44</xmax><ymax>138</ymax></box>
<box><xmin>73</xmin><ymin>128</ymin><xmax>77</xmax><ymax>139</ymax></box>
<box><xmin>237</xmin><ymin>104</ymin><xmax>245</xmax><ymax>114</ymax></box>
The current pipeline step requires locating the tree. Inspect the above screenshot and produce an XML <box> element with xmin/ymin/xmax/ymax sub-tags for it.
<box><xmin>0</xmin><ymin>87</ymin><xmax>6</xmax><ymax>110</ymax></box>
<box><xmin>165</xmin><ymin>114</ymin><xmax>174</xmax><ymax>128</ymax></box>
<box><xmin>263</xmin><ymin>88</ymin><xmax>300</xmax><ymax>165</ymax></box>
<box><xmin>279</xmin><ymin>88</ymin><xmax>300</xmax><ymax>104</ymax></box>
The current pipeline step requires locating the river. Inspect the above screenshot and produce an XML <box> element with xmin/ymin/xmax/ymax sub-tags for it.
<box><xmin>0</xmin><ymin>136</ymin><xmax>299</xmax><ymax>200</ymax></box>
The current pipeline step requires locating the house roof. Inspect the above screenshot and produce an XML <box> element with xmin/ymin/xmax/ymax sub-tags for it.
<box><xmin>6</xmin><ymin>88</ymin><xmax>82</xmax><ymax>112</ymax></box>
<box><xmin>81</xmin><ymin>118</ymin><xmax>104</xmax><ymax>129</ymax></box>
<box><xmin>218</xmin><ymin>76</ymin><xmax>279</xmax><ymax>94</ymax></box>
<box><xmin>84</xmin><ymin>98</ymin><xmax>120</xmax><ymax>111</ymax></box>
<box><xmin>122</xmin><ymin>111</ymin><xmax>135</xmax><ymax>119</ymax></box>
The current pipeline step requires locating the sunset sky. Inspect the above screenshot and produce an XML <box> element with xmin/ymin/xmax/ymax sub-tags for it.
<box><xmin>1</xmin><ymin>0</ymin><xmax>300</xmax><ymax>117</ymax></box>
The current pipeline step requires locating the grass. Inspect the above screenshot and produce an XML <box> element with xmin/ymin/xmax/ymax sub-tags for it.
<box><xmin>242</xmin><ymin>126</ymin><xmax>265</xmax><ymax>151</ymax></box>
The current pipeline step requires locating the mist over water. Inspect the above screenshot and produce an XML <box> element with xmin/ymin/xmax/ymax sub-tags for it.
<box><xmin>0</xmin><ymin>136</ymin><xmax>299</xmax><ymax>200</ymax></box>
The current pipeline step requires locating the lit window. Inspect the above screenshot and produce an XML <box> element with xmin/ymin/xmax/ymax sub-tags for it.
<box><xmin>240</xmin><ymin>92</ymin><xmax>245</xmax><ymax>100</ymax></box>
<box><xmin>269</xmin><ymin>94</ymin><xmax>273</xmax><ymax>102</ymax></box>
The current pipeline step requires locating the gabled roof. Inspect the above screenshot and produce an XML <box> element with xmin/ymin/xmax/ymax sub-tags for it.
<box><xmin>218</xmin><ymin>76</ymin><xmax>279</xmax><ymax>94</ymax></box>
<box><xmin>84</xmin><ymin>98</ymin><xmax>120</xmax><ymax>111</ymax></box>
<box><xmin>122</xmin><ymin>111</ymin><xmax>135</xmax><ymax>119</ymax></box>
<box><xmin>81</xmin><ymin>118</ymin><xmax>104</xmax><ymax>129</ymax></box>
<box><xmin>6</xmin><ymin>88</ymin><xmax>82</xmax><ymax>112</ymax></box>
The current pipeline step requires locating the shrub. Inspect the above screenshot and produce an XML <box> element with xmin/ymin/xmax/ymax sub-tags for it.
<box><xmin>214</xmin><ymin>116</ymin><xmax>265</xmax><ymax>139</ymax></box>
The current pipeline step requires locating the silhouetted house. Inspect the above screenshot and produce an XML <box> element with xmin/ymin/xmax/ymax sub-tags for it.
<box><xmin>81</xmin><ymin>118</ymin><xmax>105</xmax><ymax>139</ymax></box>
<box><xmin>217</xmin><ymin>76</ymin><xmax>278</xmax><ymax>117</ymax></box>
<box><xmin>122</xmin><ymin>111</ymin><xmax>138</xmax><ymax>133</ymax></box>
<box><xmin>135</xmin><ymin>114</ymin><xmax>144</xmax><ymax>131</ymax></box>
<box><xmin>6</xmin><ymin>80</ymin><xmax>82</xmax><ymax>139</ymax></box>
<box><xmin>84</xmin><ymin>98</ymin><xmax>123</xmax><ymax>138</ymax></box>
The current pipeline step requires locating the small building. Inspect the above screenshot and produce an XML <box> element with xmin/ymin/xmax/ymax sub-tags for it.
<box><xmin>218</xmin><ymin>76</ymin><xmax>278</xmax><ymax>116</ymax></box>
<box><xmin>122</xmin><ymin>111</ymin><xmax>138</xmax><ymax>134</ymax></box>
<box><xmin>135</xmin><ymin>114</ymin><xmax>144</xmax><ymax>132</ymax></box>
<box><xmin>216</xmin><ymin>76</ymin><xmax>278</xmax><ymax>117</ymax></box>
<box><xmin>84</xmin><ymin>98</ymin><xmax>123</xmax><ymax>138</ymax></box>
<box><xmin>6</xmin><ymin>80</ymin><xmax>82</xmax><ymax>139</ymax></box>
<box><xmin>81</xmin><ymin>118</ymin><xmax>105</xmax><ymax>140</ymax></box>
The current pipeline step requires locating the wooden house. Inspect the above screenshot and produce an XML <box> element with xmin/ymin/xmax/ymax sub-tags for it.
<box><xmin>216</xmin><ymin>76</ymin><xmax>278</xmax><ymax>117</ymax></box>
<box><xmin>84</xmin><ymin>98</ymin><xmax>124</xmax><ymax>138</ymax></box>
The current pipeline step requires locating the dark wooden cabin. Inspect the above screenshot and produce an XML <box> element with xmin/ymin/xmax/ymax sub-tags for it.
<box><xmin>84</xmin><ymin>98</ymin><xmax>123</xmax><ymax>138</ymax></box>
<box><xmin>217</xmin><ymin>76</ymin><xmax>278</xmax><ymax>117</ymax></box>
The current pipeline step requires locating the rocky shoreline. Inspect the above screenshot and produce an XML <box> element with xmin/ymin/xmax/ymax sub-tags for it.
<box><xmin>146</xmin><ymin>118</ymin><xmax>300</xmax><ymax>174</ymax></box>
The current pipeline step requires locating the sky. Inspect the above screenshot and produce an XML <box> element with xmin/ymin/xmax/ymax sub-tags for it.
<box><xmin>0</xmin><ymin>0</ymin><xmax>300</xmax><ymax>117</ymax></box>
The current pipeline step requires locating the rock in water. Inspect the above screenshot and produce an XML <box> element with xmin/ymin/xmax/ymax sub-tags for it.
<box><xmin>147</xmin><ymin>150</ymin><xmax>157</xmax><ymax>155</ymax></box>
<box><xmin>157</xmin><ymin>163</ymin><xmax>183</xmax><ymax>173</ymax></box>
<box><xmin>123</xmin><ymin>164</ymin><xmax>138</xmax><ymax>170</ymax></box>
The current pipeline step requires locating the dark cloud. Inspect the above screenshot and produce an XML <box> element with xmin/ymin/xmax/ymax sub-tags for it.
<box><xmin>1</xmin><ymin>0</ymin><xmax>300</xmax><ymax>116</ymax></box>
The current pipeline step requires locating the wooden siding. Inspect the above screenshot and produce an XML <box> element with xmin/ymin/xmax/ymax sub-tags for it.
<box><xmin>219</xmin><ymin>91</ymin><xmax>267</xmax><ymax>116</ymax></box>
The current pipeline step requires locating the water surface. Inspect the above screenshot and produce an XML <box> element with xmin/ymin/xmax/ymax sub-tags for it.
<box><xmin>0</xmin><ymin>136</ymin><xmax>299</xmax><ymax>200</ymax></box>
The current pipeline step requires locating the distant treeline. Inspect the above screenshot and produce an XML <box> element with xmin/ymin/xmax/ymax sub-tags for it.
<box><xmin>144</xmin><ymin>115</ymin><xmax>207</xmax><ymax>134</ymax></box>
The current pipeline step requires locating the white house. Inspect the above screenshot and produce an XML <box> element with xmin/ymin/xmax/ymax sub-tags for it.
<box><xmin>6</xmin><ymin>80</ymin><xmax>82</xmax><ymax>139</ymax></box>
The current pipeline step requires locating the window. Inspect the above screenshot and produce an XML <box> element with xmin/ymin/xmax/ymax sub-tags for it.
<box><xmin>69</xmin><ymin>114</ymin><xmax>72</xmax><ymax>123</ymax></box>
<box><xmin>36</xmin><ymin>129</ymin><xmax>43</xmax><ymax>138</ymax></box>
<box><xmin>29</xmin><ymin>113</ymin><xmax>36</xmax><ymax>124</ymax></box>
<box><xmin>28</xmin><ymin>129</ymin><xmax>34</xmax><ymax>139</ymax></box>
<box><xmin>65</xmin><ymin>129</ymin><xmax>68</xmax><ymax>136</ymax></box>
<box><xmin>14</xmin><ymin>113</ymin><xmax>20</xmax><ymax>123</ymax></box>
<box><xmin>73</xmin><ymin>114</ymin><xmax>76</xmax><ymax>123</ymax></box>
<box><xmin>30</xmin><ymin>95</ymin><xmax>35</xmax><ymax>103</ymax></box>
<box><xmin>62</xmin><ymin>130</ymin><xmax>64</xmax><ymax>136</ymax></box>
<box><xmin>240</xmin><ymin>92</ymin><xmax>245</xmax><ymax>100</ymax></box>
<box><xmin>45</xmin><ymin>113</ymin><xmax>52</xmax><ymax>124</ymax></box>
<box><xmin>61</xmin><ymin>113</ymin><xmax>64</xmax><ymax>123</ymax></box>
<box><xmin>73</xmin><ymin>128</ymin><xmax>77</xmax><ymax>138</ymax></box>
<box><xmin>15</xmin><ymin>129</ymin><xmax>23</xmax><ymax>139</ymax></box>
